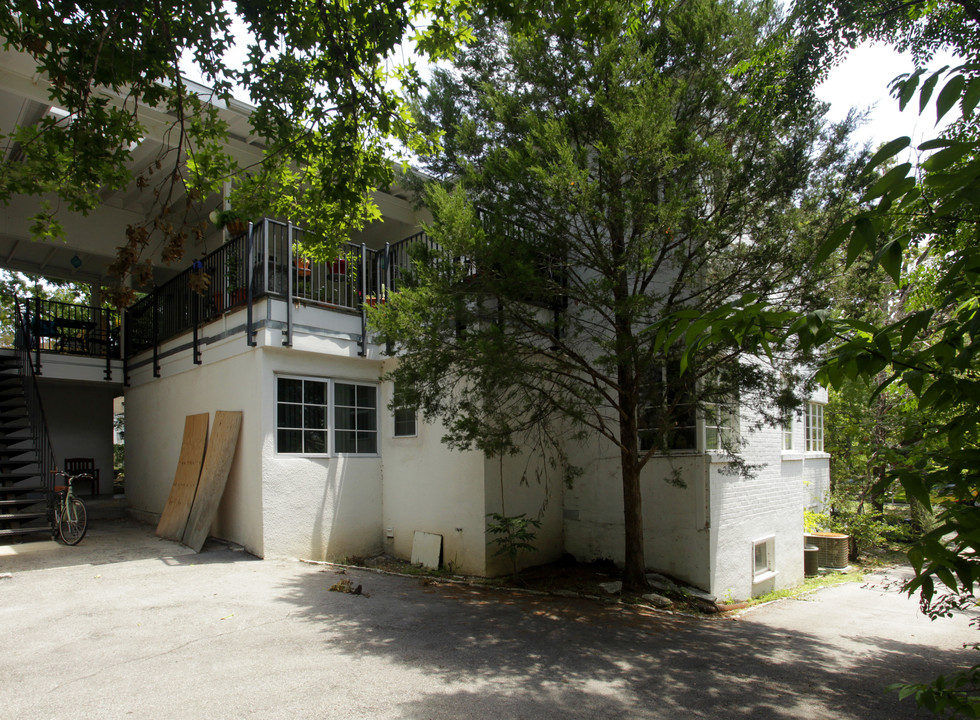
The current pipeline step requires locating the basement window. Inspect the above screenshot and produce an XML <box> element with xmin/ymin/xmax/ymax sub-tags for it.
<box><xmin>752</xmin><ymin>535</ymin><xmax>776</xmax><ymax>583</ymax></box>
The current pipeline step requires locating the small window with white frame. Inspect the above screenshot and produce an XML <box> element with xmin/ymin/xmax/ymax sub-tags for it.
<box><xmin>752</xmin><ymin>535</ymin><xmax>775</xmax><ymax>582</ymax></box>
<box><xmin>392</xmin><ymin>383</ymin><xmax>417</xmax><ymax>437</ymax></box>
<box><xmin>782</xmin><ymin>412</ymin><xmax>794</xmax><ymax>450</ymax></box>
<box><xmin>805</xmin><ymin>402</ymin><xmax>824</xmax><ymax>452</ymax></box>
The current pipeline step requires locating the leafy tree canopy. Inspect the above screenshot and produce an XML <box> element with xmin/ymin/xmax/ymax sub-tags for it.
<box><xmin>374</xmin><ymin>0</ymin><xmax>865</xmax><ymax>588</ymax></box>
<box><xmin>0</xmin><ymin>0</ymin><xmax>476</xmax><ymax>303</ymax></box>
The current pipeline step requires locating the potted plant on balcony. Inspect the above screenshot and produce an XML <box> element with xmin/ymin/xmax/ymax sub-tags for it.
<box><xmin>209</xmin><ymin>208</ymin><xmax>249</xmax><ymax>235</ymax></box>
<box><xmin>226</xmin><ymin>249</ymin><xmax>247</xmax><ymax>307</ymax></box>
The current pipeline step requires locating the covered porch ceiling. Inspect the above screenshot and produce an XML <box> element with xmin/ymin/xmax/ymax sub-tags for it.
<box><xmin>0</xmin><ymin>47</ymin><xmax>427</xmax><ymax>290</ymax></box>
<box><xmin>0</xmin><ymin>47</ymin><xmax>264</xmax><ymax>287</ymax></box>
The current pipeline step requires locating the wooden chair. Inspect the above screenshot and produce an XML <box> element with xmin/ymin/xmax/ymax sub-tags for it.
<box><xmin>64</xmin><ymin>457</ymin><xmax>99</xmax><ymax>496</ymax></box>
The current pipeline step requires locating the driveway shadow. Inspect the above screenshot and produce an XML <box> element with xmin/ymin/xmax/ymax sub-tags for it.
<box><xmin>275</xmin><ymin>567</ymin><xmax>973</xmax><ymax>719</ymax></box>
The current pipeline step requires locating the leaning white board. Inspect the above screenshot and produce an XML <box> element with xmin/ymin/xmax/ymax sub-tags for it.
<box><xmin>410</xmin><ymin>531</ymin><xmax>442</xmax><ymax>570</ymax></box>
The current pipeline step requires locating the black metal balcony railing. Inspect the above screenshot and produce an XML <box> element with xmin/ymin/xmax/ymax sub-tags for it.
<box><xmin>15</xmin><ymin>297</ymin><xmax>121</xmax><ymax>380</ymax></box>
<box><xmin>9</xmin><ymin>215</ymin><xmax>549</xmax><ymax>375</ymax></box>
<box><xmin>124</xmin><ymin>219</ymin><xmax>445</xmax><ymax>359</ymax></box>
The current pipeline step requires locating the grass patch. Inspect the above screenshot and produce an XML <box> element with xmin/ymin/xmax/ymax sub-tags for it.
<box><xmin>745</xmin><ymin>568</ymin><xmax>865</xmax><ymax>608</ymax></box>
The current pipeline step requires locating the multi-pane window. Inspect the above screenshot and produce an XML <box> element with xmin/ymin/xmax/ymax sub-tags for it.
<box><xmin>276</xmin><ymin>376</ymin><xmax>378</xmax><ymax>455</ymax></box>
<box><xmin>805</xmin><ymin>402</ymin><xmax>824</xmax><ymax>452</ymax></box>
<box><xmin>392</xmin><ymin>384</ymin><xmax>417</xmax><ymax>437</ymax></box>
<box><xmin>782</xmin><ymin>414</ymin><xmax>794</xmax><ymax>451</ymax></box>
<box><xmin>334</xmin><ymin>383</ymin><xmax>378</xmax><ymax>454</ymax></box>
<box><xmin>704</xmin><ymin>401</ymin><xmax>738</xmax><ymax>451</ymax></box>
<box><xmin>639</xmin><ymin>358</ymin><xmax>697</xmax><ymax>452</ymax></box>
<box><xmin>277</xmin><ymin>377</ymin><xmax>329</xmax><ymax>454</ymax></box>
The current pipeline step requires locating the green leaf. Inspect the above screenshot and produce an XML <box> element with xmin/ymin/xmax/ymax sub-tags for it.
<box><xmin>863</xmin><ymin>163</ymin><xmax>912</xmax><ymax>201</ymax></box>
<box><xmin>900</xmin><ymin>310</ymin><xmax>933</xmax><ymax>350</ymax></box>
<box><xmin>922</xmin><ymin>143</ymin><xmax>973</xmax><ymax>172</ymax></box>
<box><xmin>865</xmin><ymin>137</ymin><xmax>910</xmax><ymax>173</ymax></box>
<box><xmin>847</xmin><ymin>216</ymin><xmax>877</xmax><ymax>264</ymax></box>
<box><xmin>963</xmin><ymin>77</ymin><xmax>980</xmax><ymax>119</ymax></box>
<box><xmin>896</xmin><ymin>69</ymin><xmax>923</xmax><ymax>111</ymax></box>
<box><xmin>936</xmin><ymin>74</ymin><xmax>965</xmax><ymax>123</ymax></box>
<box><xmin>874</xmin><ymin>239</ymin><xmax>904</xmax><ymax>284</ymax></box>
<box><xmin>814</xmin><ymin>222</ymin><xmax>852</xmax><ymax>265</ymax></box>
<box><xmin>919</xmin><ymin>67</ymin><xmax>948</xmax><ymax>114</ymax></box>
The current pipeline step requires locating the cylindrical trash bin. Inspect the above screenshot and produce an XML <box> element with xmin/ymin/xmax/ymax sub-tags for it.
<box><xmin>804</xmin><ymin>544</ymin><xmax>820</xmax><ymax>577</ymax></box>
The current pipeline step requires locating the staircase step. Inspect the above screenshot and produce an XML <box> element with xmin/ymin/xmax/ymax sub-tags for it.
<box><xmin>0</xmin><ymin>472</ymin><xmax>39</xmax><ymax>482</ymax></box>
<box><xmin>0</xmin><ymin>485</ymin><xmax>46</xmax><ymax>496</ymax></box>
<box><xmin>0</xmin><ymin>526</ymin><xmax>52</xmax><ymax>538</ymax></box>
<box><xmin>0</xmin><ymin>498</ymin><xmax>44</xmax><ymax>508</ymax></box>
<box><xmin>0</xmin><ymin>438</ymin><xmax>33</xmax><ymax>449</ymax></box>
<box><xmin>0</xmin><ymin>512</ymin><xmax>46</xmax><ymax>522</ymax></box>
<box><xmin>0</xmin><ymin>463</ymin><xmax>39</xmax><ymax>475</ymax></box>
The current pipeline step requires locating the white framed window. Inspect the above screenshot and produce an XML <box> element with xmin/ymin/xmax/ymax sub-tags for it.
<box><xmin>277</xmin><ymin>376</ymin><xmax>329</xmax><ymax>455</ymax></box>
<box><xmin>805</xmin><ymin>402</ymin><xmax>824</xmax><ymax>452</ymax></box>
<box><xmin>704</xmin><ymin>400</ymin><xmax>738</xmax><ymax>451</ymax></box>
<box><xmin>639</xmin><ymin>357</ymin><xmax>697</xmax><ymax>452</ymax></box>
<box><xmin>782</xmin><ymin>413</ymin><xmax>794</xmax><ymax>451</ymax></box>
<box><xmin>276</xmin><ymin>375</ymin><xmax>378</xmax><ymax>456</ymax></box>
<box><xmin>752</xmin><ymin>535</ymin><xmax>776</xmax><ymax>582</ymax></box>
<box><xmin>334</xmin><ymin>382</ymin><xmax>378</xmax><ymax>454</ymax></box>
<box><xmin>392</xmin><ymin>383</ymin><xmax>417</xmax><ymax>438</ymax></box>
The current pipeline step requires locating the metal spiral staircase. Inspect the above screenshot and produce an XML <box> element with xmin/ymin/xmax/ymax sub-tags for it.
<box><xmin>0</xmin><ymin>305</ymin><xmax>56</xmax><ymax>542</ymax></box>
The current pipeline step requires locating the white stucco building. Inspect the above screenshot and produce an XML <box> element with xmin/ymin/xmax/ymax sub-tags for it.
<box><xmin>0</xmin><ymin>47</ymin><xmax>830</xmax><ymax>599</ymax></box>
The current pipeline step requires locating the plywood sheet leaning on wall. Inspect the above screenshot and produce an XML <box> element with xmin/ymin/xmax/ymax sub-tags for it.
<box><xmin>181</xmin><ymin>411</ymin><xmax>243</xmax><ymax>552</ymax></box>
<box><xmin>156</xmin><ymin>413</ymin><xmax>210</xmax><ymax>542</ymax></box>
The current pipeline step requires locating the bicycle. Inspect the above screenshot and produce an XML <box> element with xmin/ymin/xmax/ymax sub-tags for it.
<box><xmin>50</xmin><ymin>469</ymin><xmax>89</xmax><ymax>545</ymax></box>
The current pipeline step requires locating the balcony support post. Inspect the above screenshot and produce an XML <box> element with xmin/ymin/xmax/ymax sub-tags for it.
<box><xmin>104</xmin><ymin>306</ymin><xmax>112</xmax><ymax>381</ymax></box>
<box><xmin>283</xmin><ymin>222</ymin><xmax>294</xmax><ymax>347</ymax></box>
<box><xmin>246</xmin><ymin>221</ymin><xmax>256</xmax><ymax>347</ymax></box>
<box><xmin>152</xmin><ymin>293</ymin><xmax>160</xmax><ymax>377</ymax></box>
<box><xmin>358</xmin><ymin>243</ymin><xmax>367</xmax><ymax>357</ymax></box>
<box><xmin>33</xmin><ymin>296</ymin><xmax>41</xmax><ymax>375</ymax></box>
<box><xmin>192</xmin><ymin>286</ymin><xmax>201</xmax><ymax>365</ymax></box>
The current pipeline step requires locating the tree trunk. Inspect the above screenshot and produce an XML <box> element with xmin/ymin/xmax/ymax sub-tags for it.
<box><xmin>615</xmin><ymin>325</ymin><xmax>647</xmax><ymax>590</ymax></box>
<box><xmin>620</xmin><ymin>449</ymin><xmax>647</xmax><ymax>589</ymax></box>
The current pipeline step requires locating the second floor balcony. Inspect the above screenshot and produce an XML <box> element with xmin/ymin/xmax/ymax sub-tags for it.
<box><xmin>123</xmin><ymin>219</ymin><xmax>442</xmax><ymax>366</ymax></box>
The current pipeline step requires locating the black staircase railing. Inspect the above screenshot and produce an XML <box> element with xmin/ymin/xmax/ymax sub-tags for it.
<box><xmin>11</xmin><ymin>298</ymin><xmax>58</xmax><ymax>527</ymax></box>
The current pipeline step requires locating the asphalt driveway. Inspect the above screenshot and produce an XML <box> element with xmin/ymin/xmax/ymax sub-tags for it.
<box><xmin>0</xmin><ymin>518</ymin><xmax>975</xmax><ymax>719</ymax></box>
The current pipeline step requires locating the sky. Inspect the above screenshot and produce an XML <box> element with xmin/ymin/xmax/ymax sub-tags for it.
<box><xmin>183</xmin><ymin>29</ymin><xmax>960</xmax><ymax>154</ymax></box>
<box><xmin>815</xmin><ymin>42</ymin><xmax>962</xmax><ymax>149</ymax></box>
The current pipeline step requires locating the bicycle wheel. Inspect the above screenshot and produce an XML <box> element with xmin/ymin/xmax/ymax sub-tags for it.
<box><xmin>58</xmin><ymin>496</ymin><xmax>88</xmax><ymax>545</ymax></box>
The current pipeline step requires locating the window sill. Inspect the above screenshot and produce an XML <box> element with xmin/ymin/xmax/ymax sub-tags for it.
<box><xmin>781</xmin><ymin>451</ymin><xmax>803</xmax><ymax>461</ymax></box>
<box><xmin>805</xmin><ymin>452</ymin><xmax>830</xmax><ymax>460</ymax></box>
<box><xmin>752</xmin><ymin>570</ymin><xmax>777</xmax><ymax>584</ymax></box>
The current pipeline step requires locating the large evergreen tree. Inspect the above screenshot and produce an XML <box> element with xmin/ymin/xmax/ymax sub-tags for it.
<box><xmin>375</xmin><ymin>0</ymin><xmax>863</xmax><ymax>588</ymax></box>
